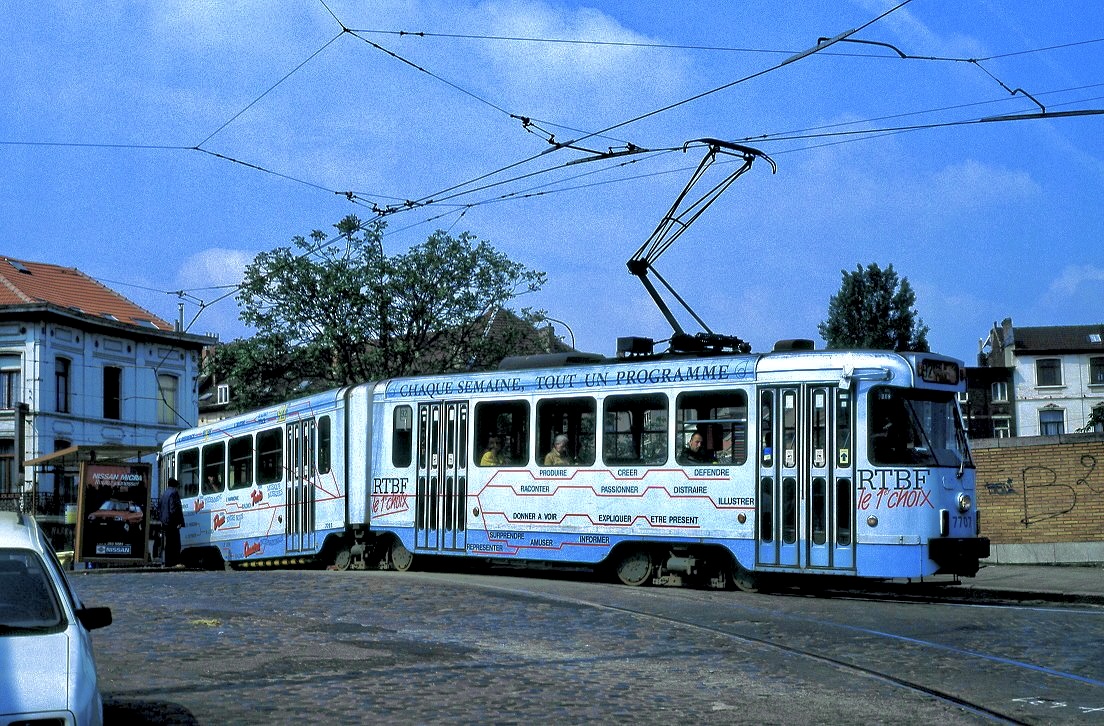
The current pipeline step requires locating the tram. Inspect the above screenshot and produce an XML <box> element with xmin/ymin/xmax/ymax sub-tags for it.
<box><xmin>159</xmin><ymin>340</ymin><xmax>989</xmax><ymax>590</ymax></box>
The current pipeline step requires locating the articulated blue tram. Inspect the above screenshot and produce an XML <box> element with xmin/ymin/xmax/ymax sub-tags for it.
<box><xmin>159</xmin><ymin>342</ymin><xmax>988</xmax><ymax>590</ymax></box>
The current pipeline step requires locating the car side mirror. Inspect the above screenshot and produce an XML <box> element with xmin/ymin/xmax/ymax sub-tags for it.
<box><xmin>76</xmin><ymin>606</ymin><xmax>113</xmax><ymax>631</ymax></box>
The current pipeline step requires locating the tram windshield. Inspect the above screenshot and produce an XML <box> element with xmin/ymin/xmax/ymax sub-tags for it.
<box><xmin>868</xmin><ymin>387</ymin><xmax>972</xmax><ymax>468</ymax></box>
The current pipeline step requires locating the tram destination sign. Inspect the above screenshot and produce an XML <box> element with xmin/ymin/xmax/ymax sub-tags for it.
<box><xmin>918</xmin><ymin>358</ymin><xmax>960</xmax><ymax>385</ymax></box>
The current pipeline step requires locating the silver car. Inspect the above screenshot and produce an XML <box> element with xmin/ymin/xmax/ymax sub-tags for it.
<box><xmin>0</xmin><ymin>511</ymin><xmax>112</xmax><ymax>725</ymax></box>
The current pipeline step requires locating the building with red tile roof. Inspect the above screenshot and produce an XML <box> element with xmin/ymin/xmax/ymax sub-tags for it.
<box><xmin>0</xmin><ymin>255</ymin><xmax>173</xmax><ymax>331</ymax></box>
<box><xmin>0</xmin><ymin>256</ymin><xmax>213</xmax><ymax>518</ymax></box>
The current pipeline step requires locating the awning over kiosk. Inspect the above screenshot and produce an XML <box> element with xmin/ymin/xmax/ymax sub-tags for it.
<box><xmin>25</xmin><ymin>444</ymin><xmax>160</xmax><ymax>469</ymax></box>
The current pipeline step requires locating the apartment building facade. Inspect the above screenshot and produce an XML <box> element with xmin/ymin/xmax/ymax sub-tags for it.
<box><xmin>0</xmin><ymin>256</ymin><xmax>212</xmax><ymax>507</ymax></box>
<box><xmin>969</xmin><ymin>317</ymin><xmax>1104</xmax><ymax>438</ymax></box>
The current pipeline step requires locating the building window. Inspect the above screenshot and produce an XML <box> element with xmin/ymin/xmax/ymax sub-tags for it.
<box><xmin>217</xmin><ymin>383</ymin><xmax>230</xmax><ymax>405</ymax></box>
<box><xmin>0</xmin><ymin>355</ymin><xmax>20</xmax><ymax>410</ymax></box>
<box><xmin>991</xmin><ymin>381</ymin><xmax>1008</xmax><ymax>402</ymax></box>
<box><xmin>103</xmin><ymin>366</ymin><xmax>122</xmax><ymax>420</ymax></box>
<box><xmin>157</xmin><ymin>374</ymin><xmax>179</xmax><ymax>425</ymax></box>
<box><xmin>1036</xmin><ymin>358</ymin><xmax>1063</xmax><ymax>387</ymax></box>
<box><xmin>991</xmin><ymin>416</ymin><xmax>1011</xmax><ymax>438</ymax></box>
<box><xmin>1089</xmin><ymin>405</ymin><xmax>1104</xmax><ymax>433</ymax></box>
<box><xmin>55</xmin><ymin>357</ymin><xmax>71</xmax><ymax>413</ymax></box>
<box><xmin>0</xmin><ymin>439</ymin><xmax>14</xmax><ymax>495</ymax></box>
<box><xmin>1039</xmin><ymin>409</ymin><xmax>1065</xmax><ymax>436</ymax></box>
<box><xmin>1090</xmin><ymin>357</ymin><xmax>1104</xmax><ymax>386</ymax></box>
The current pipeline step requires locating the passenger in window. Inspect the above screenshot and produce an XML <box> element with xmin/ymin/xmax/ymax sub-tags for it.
<box><xmin>680</xmin><ymin>432</ymin><xmax>716</xmax><ymax>464</ymax></box>
<box><xmin>480</xmin><ymin>435</ymin><xmax>507</xmax><ymax>466</ymax></box>
<box><xmin>543</xmin><ymin>434</ymin><xmax>573</xmax><ymax>466</ymax></box>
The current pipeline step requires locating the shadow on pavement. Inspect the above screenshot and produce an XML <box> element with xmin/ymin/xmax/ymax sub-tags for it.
<box><xmin>105</xmin><ymin>697</ymin><xmax>200</xmax><ymax>725</ymax></box>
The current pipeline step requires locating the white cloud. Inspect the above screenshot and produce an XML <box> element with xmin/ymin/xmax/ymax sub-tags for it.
<box><xmin>176</xmin><ymin>248</ymin><xmax>251</xmax><ymax>289</ymax></box>
<box><xmin>1044</xmin><ymin>264</ymin><xmax>1104</xmax><ymax>301</ymax></box>
<box><xmin>926</xmin><ymin>159</ymin><xmax>1040</xmax><ymax>210</ymax></box>
<box><xmin>469</xmin><ymin>0</ymin><xmax>690</xmax><ymax>122</ymax></box>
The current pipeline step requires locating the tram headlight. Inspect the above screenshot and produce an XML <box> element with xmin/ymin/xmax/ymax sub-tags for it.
<box><xmin>956</xmin><ymin>492</ymin><xmax>973</xmax><ymax>513</ymax></box>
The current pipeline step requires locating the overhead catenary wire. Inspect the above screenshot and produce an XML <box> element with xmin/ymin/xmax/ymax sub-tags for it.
<box><xmin>350</xmin><ymin>27</ymin><xmax>1104</xmax><ymax>65</ymax></box>
<box><xmin>9</xmin><ymin>0</ymin><xmax>1104</xmax><ymax>341</ymax></box>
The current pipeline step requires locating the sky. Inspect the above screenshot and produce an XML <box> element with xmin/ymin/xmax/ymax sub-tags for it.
<box><xmin>3</xmin><ymin>1</ymin><xmax>1102</xmax><ymax>364</ymax></box>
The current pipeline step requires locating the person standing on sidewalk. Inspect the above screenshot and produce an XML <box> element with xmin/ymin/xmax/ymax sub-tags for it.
<box><xmin>158</xmin><ymin>477</ymin><xmax>185</xmax><ymax>567</ymax></box>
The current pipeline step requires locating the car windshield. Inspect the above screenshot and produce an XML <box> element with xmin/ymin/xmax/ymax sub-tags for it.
<box><xmin>0</xmin><ymin>550</ymin><xmax>64</xmax><ymax>634</ymax></box>
<box><xmin>868</xmin><ymin>387</ymin><xmax>973</xmax><ymax>468</ymax></box>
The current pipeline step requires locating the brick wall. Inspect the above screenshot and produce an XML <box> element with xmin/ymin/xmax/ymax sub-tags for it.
<box><xmin>973</xmin><ymin>432</ymin><xmax>1104</xmax><ymax>545</ymax></box>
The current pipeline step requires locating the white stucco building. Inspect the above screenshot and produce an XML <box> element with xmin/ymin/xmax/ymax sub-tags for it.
<box><xmin>0</xmin><ymin>256</ymin><xmax>213</xmax><ymax>508</ymax></box>
<box><xmin>980</xmin><ymin>318</ymin><xmax>1104</xmax><ymax>437</ymax></box>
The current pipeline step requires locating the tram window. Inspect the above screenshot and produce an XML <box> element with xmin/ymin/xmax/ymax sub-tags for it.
<box><xmin>393</xmin><ymin>405</ymin><xmax>413</xmax><ymax>468</ymax></box>
<box><xmin>759</xmin><ymin>477</ymin><xmax>773</xmax><ymax>542</ymax></box>
<box><xmin>811</xmin><ymin>389</ymin><xmax>827</xmax><ymax>468</ymax></box>
<box><xmin>304</xmin><ymin>419</ymin><xmax>316</xmax><ymax>476</ymax></box>
<box><xmin>782</xmin><ymin>476</ymin><xmax>797</xmax><ymax>544</ymax></box>
<box><xmin>457</xmin><ymin>475</ymin><xmax>467</xmax><ymax>532</ymax></box>
<box><xmin>457</xmin><ymin>404</ymin><xmax>468</xmax><ymax>466</ymax></box>
<box><xmin>201</xmin><ymin>442</ymin><xmax>225</xmax><ymax>494</ymax></box>
<box><xmin>811</xmin><ymin>477</ymin><xmax>826</xmax><ymax>545</ymax></box>
<box><xmin>782</xmin><ymin>391</ymin><xmax>797</xmax><ymax>468</ymax></box>
<box><xmin>228</xmin><ymin>435</ymin><xmax>253</xmax><ymax>490</ymax></box>
<box><xmin>603</xmin><ymin>393</ymin><xmax>668</xmax><ymax>465</ymax></box>
<box><xmin>868</xmin><ymin>387</ymin><xmax>970</xmax><ymax>468</ymax></box>
<box><xmin>836</xmin><ymin>478</ymin><xmax>852</xmax><ymax>546</ymax></box>
<box><xmin>178</xmin><ymin>448</ymin><xmax>199</xmax><ymax>499</ymax></box>
<box><xmin>836</xmin><ymin>391</ymin><xmax>852</xmax><ymax>467</ymax></box>
<box><xmin>318</xmin><ymin>416</ymin><xmax>332</xmax><ymax>475</ymax></box>
<box><xmin>537</xmin><ymin>397</ymin><xmax>595</xmax><ymax>467</ymax></box>
<box><xmin>474</xmin><ymin>400</ymin><xmax>529</xmax><ymax>466</ymax></box>
<box><xmin>676</xmin><ymin>390</ymin><xmax>747</xmax><ymax>466</ymax></box>
<box><xmin>257</xmin><ymin>427</ymin><xmax>283</xmax><ymax>484</ymax></box>
<box><xmin>760</xmin><ymin>391</ymin><xmax>774</xmax><ymax>468</ymax></box>
<box><xmin>159</xmin><ymin>453</ymin><xmax>173</xmax><ymax>496</ymax></box>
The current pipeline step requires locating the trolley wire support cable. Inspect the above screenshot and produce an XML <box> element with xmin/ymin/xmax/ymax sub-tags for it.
<box><xmin>625</xmin><ymin>139</ymin><xmax>775</xmax><ymax>357</ymax></box>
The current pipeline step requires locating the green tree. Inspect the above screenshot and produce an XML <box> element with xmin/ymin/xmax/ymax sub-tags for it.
<box><xmin>205</xmin><ymin>334</ymin><xmax>333</xmax><ymax>411</ymax></box>
<box><xmin>1079</xmin><ymin>406</ymin><xmax>1104</xmax><ymax>433</ymax></box>
<box><xmin>818</xmin><ymin>262</ymin><xmax>930</xmax><ymax>352</ymax></box>
<box><xmin>213</xmin><ymin>216</ymin><xmax>547</xmax><ymax>407</ymax></box>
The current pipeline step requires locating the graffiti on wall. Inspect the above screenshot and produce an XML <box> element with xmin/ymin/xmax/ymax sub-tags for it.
<box><xmin>984</xmin><ymin>454</ymin><xmax>1103</xmax><ymax>527</ymax></box>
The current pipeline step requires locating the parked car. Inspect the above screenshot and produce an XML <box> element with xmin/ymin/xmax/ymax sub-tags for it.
<box><xmin>0</xmin><ymin>511</ymin><xmax>112</xmax><ymax>726</ymax></box>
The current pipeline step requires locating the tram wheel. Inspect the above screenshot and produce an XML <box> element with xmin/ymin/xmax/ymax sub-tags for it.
<box><xmin>390</xmin><ymin>539</ymin><xmax>414</xmax><ymax>572</ymax></box>
<box><xmin>332</xmin><ymin>547</ymin><xmax>352</xmax><ymax>572</ymax></box>
<box><xmin>615</xmin><ymin>550</ymin><xmax>654</xmax><ymax>587</ymax></box>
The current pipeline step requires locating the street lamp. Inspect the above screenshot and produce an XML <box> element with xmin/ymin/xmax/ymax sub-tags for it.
<box><xmin>542</xmin><ymin>316</ymin><xmax>576</xmax><ymax>350</ymax></box>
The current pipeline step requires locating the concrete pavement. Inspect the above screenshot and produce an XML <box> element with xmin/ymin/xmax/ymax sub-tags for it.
<box><xmin>953</xmin><ymin>562</ymin><xmax>1104</xmax><ymax>603</ymax></box>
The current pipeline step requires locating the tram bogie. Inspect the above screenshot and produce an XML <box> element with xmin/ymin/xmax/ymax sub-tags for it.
<box><xmin>159</xmin><ymin>346</ymin><xmax>988</xmax><ymax>587</ymax></box>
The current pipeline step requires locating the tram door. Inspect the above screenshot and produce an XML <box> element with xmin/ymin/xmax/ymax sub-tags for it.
<box><xmin>415</xmin><ymin>401</ymin><xmax>469</xmax><ymax>553</ymax></box>
<box><xmin>757</xmin><ymin>385</ymin><xmax>855</xmax><ymax>571</ymax></box>
<box><xmin>285</xmin><ymin>419</ymin><xmax>316</xmax><ymax>553</ymax></box>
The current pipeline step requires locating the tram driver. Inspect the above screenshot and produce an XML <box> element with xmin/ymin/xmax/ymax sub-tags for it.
<box><xmin>680</xmin><ymin>431</ymin><xmax>717</xmax><ymax>465</ymax></box>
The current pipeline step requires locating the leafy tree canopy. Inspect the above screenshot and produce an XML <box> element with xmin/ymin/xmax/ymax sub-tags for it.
<box><xmin>212</xmin><ymin>216</ymin><xmax>548</xmax><ymax>407</ymax></box>
<box><xmin>818</xmin><ymin>262</ymin><xmax>930</xmax><ymax>352</ymax></box>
